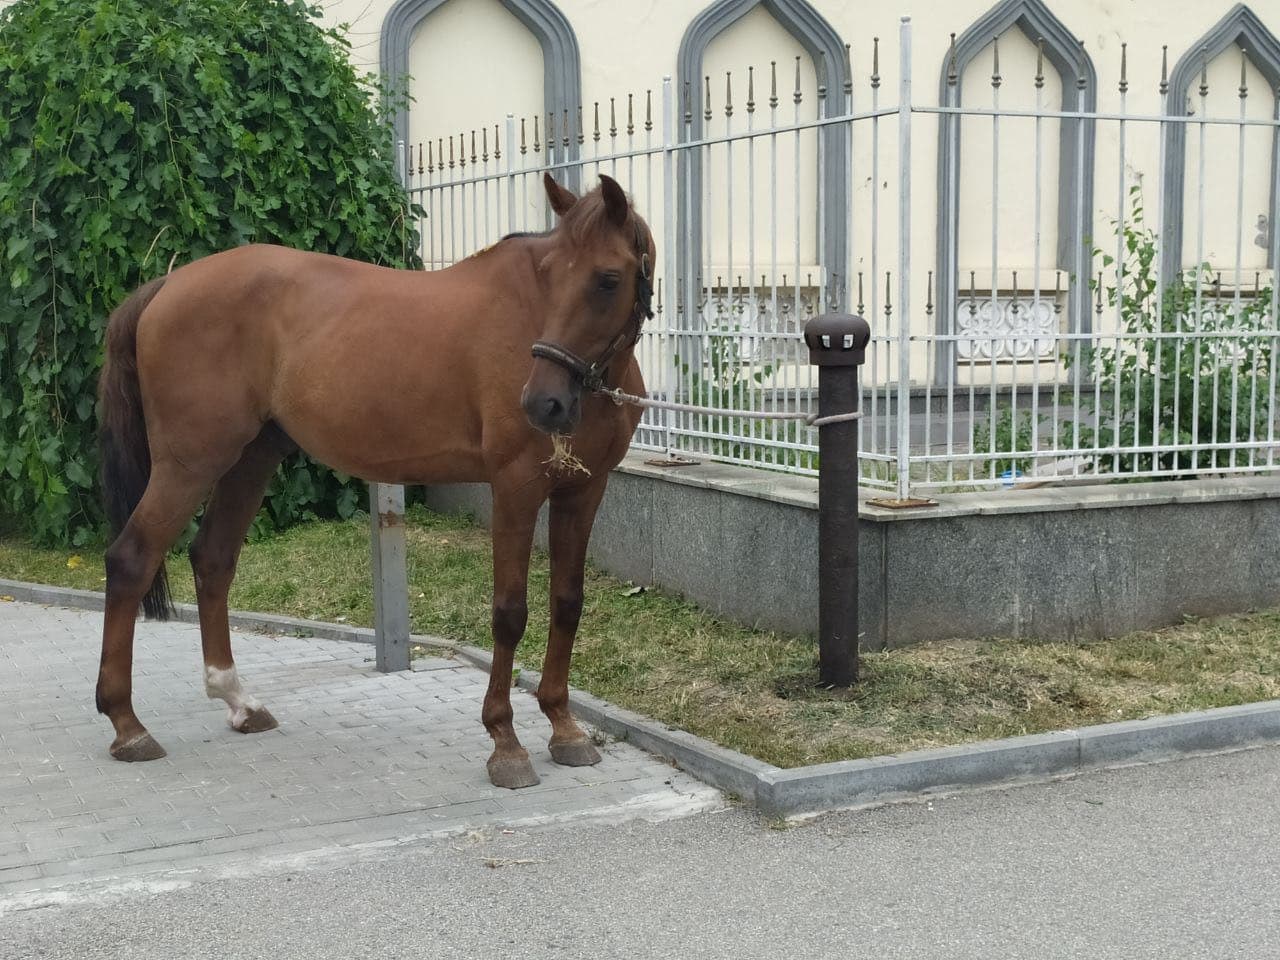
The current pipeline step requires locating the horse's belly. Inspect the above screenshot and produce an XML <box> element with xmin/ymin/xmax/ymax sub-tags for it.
<box><xmin>272</xmin><ymin>369</ymin><xmax>490</xmax><ymax>485</ymax></box>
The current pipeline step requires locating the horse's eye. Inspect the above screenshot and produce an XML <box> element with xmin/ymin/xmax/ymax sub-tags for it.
<box><xmin>597</xmin><ymin>273</ymin><xmax>621</xmax><ymax>291</ymax></box>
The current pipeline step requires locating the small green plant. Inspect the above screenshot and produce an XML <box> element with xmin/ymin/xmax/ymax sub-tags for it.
<box><xmin>1071</xmin><ymin>186</ymin><xmax>1275</xmax><ymax>476</ymax></box>
<box><xmin>677</xmin><ymin>325</ymin><xmax>775</xmax><ymax>413</ymax></box>
<box><xmin>675</xmin><ymin>324</ymin><xmax>814</xmax><ymax>467</ymax></box>
<box><xmin>972</xmin><ymin>407</ymin><xmax>1040</xmax><ymax>478</ymax></box>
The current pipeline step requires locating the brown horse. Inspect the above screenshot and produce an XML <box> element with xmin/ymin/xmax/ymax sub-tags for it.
<box><xmin>95</xmin><ymin>173</ymin><xmax>651</xmax><ymax>789</ymax></box>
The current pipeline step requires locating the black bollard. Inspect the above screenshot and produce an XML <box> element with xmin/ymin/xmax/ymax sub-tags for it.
<box><xmin>803</xmin><ymin>313</ymin><xmax>872</xmax><ymax>687</ymax></box>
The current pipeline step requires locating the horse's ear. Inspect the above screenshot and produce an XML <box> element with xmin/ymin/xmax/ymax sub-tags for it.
<box><xmin>543</xmin><ymin>172</ymin><xmax>578</xmax><ymax>217</ymax></box>
<box><xmin>599</xmin><ymin>175</ymin><xmax>629</xmax><ymax>227</ymax></box>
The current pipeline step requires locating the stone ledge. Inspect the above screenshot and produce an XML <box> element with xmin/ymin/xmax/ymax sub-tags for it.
<box><xmin>618</xmin><ymin>451</ymin><xmax>1280</xmax><ymax>521</ymax></box>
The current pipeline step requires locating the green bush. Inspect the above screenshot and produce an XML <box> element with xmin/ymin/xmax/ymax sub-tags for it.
<box><xmin>1071</xmin><ymin>187</ymin><xmax>1275</xmax><ymax>476</ymax></box>
<box><xmin>0</xmin><ymin>0</ymin><xmax>420</xmax><ymax>545</ymax></box>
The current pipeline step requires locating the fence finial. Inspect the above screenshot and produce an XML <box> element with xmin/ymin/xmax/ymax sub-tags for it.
<box><xmin>844</xmin><ymin>43</ymin><xmax>853</xmax><ymax>97</ymax></box>
<box><xmin>926</xmin><ymin>270</ymin><xmax>934</xmax><ymax>315</ymax></box>
<box><xmin>447</xmin><ymin>135</ymin><xmax>454</xmax><ymax>170</ymax></box>
<box><xmin>684</xmin><ymin>80</ymin><xmax>693</xmax><ymax>124</ymax></box>
<box><xmin>726</xmin><ymin>71</ymin><xmax>733</xmax><ymax>118</ymax></box>
<box><xmin>645</xmin><ymin>90</ymin><xmax>653</xmax><ymax>132</ymax></box>
<box><xmin>884</xmin><ymin>271</ymin><xmax>893</xmax><ymax>318</ymax></box>
<box><xmin>470</xmin><ymin>129</ymin><xmax>477</xmax><ymax>166</ymax></box>
<box><xmin>991</xmin><ymin>35</ymin><xmax>1001</xmax><ymax>89</ymax></box>
<box><xmin>576</xmin><ymin>105</ymin><xmax>584</xmax><ymax>146</ymax></box>
<box><xmin>593</xmin><ymin>101</ymin><xmax>601</xmax><ymax>143</ymax></box>
<box><xmin>1240</xmin><ymin>49</ymin><xmax>1249</xmax><ymax>99</ymax></box>
<box><xmin>747</xmin><ymin>65</ymin><xmax>756</xmax><ymax>113</ymax></box>
<box><xmin>1035</xmin><ymin>37</ymin><xmax>1044</xmax><ymax>90</ymax></box>
<box><xmin>609</xmin><ymin>97</ymin><xmax>617</xmax><ymax>138</ymax></box>
<box><xmin>1160</xmin><ymin>45</ymin><xmax>1169</xmax><ymax>96</ymax></box>
<box><xmin>946</xmin><ymin>33</ymin><xmax>958</xmax><ymax>87</ymax></box>
<box><xmin>1077</xmin><ymin>40</ymin><xmax>1087</xmax><ymax>91</ymax></box>
<box><xmin>481</xmin><ymin>127</ymin><xmax>488</xmax><ymax>163</ymax></box>
<box><xmin>563</xmin><ymin>108</ymin><xmax>571</xmax><ymax>150</ymax></box>
<box><xmin>627</xmin><ymin>93</ymin><xmax>634</xmax><ymax>136</ymax></box>
<box><xmin>458</xmin><ymin>132</ymin><xmax>467</xmax><ymax>170</ymax></box>
<box><xmin>770</xmin><ymin>61</ymin><xmax>779</xmax><ymax>108</ymax></box>
<box><xmin>857</xmin><ymin>271</ymin><xmax>864</xmax><ymax>315</ymax></box>
<box><xmin>1199</xmin><ymin>47</ymin><xmax>1209</xmax><ymax>98</ymax></box>
<box><xmin>1119</xmin><ymin>42</ymin><xmax>1128</xmax><ymax>95</ymax></box>
<box><xmin>704</xmin><ymin>75</ymin><xmax>713</xmax><ymax>122</ymax></box>
<box><xmin>493</xmin><ymin>124</ymin><xmax>501</xmax><ymax>162</ymax></box>
<box><xmin>420</xmin><ymin>141</ymin><xmax>428</xmax><ymax>175</ymax></box>
<box><xmin>438</xmin><ymin>137</ymin><xmax>444</xmax><ymax>173</ymax></box>
<box><xmin>818</xmin><ymin>50</ymin><xmax>828</xmax><ymax>102</ymax></box>
<box><xmin>794</xmin><ymin>55</ymin><xmax>803</xmax><ymax>105</ymax></box>
<box><xmin>871</xmin><ymin>38</ymin><xmax>881</xmax><ymax>90</ymax></box>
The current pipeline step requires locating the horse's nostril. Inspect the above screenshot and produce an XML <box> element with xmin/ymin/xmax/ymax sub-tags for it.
<box><xmin>541</xmin><ymin>396</ymin><xmax>565</xmax><ymax>420</ymax></box>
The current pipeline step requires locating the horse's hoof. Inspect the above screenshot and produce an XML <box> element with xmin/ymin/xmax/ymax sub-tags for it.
<box><xmin>549</xmin><ymin>738</ymin><xmax>602</xmax><ymax>767</ymax></box>
<box><xmin>110</xmin><ymin>731</ymin><xmax>167</xmax><ymax>762</ymax></box>
<box><xmin>231</xmin><ymin>707</ymin><xmax>278</xmax><ymax>734</ymax></box>
<box><xmin>487</xmin><ymin>754</ymin><xmax>541</xmax><ymax>789</ymax></box>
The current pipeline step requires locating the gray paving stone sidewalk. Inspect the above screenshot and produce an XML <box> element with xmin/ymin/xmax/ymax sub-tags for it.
<box><xmin>0</xmin><ymin>600</ymin><xmax>719</xmax><ymax>906</ymax></box>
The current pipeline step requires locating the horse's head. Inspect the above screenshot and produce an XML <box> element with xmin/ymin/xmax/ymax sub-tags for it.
<box><xmin>521</xmin><ymin>173</ymin><xmax>655</xmax><ymax>435</ymax></box>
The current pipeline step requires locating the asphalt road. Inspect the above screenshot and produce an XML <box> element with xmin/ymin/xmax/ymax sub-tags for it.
<box><xmin>5</xmin><ymin>743</ymin><xmax>1279</xmax><ymax>960</ymax></box>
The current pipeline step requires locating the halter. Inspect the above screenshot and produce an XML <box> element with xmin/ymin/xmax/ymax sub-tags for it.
<box><xmin>530</xmin><ymin>220</ymin><xmax>654</xmax><ymax>393</ymax></box>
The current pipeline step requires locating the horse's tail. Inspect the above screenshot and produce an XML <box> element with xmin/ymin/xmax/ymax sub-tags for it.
<box><xmin>98</xmin><ymin>276</ymin><xmax>173</xmax><ymax>621</ymax></box>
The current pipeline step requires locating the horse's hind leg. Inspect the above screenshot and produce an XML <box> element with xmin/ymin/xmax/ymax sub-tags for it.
<box><xmin>538</xmin><ymin>479</ymin><xmax>607</xmax><ymax>767</ymax></box>
<box><xmin>189</xmin><ymin>426</ymin><xmax>293</xmax><ymax>734</ymax></box>
<box><xmin>97</xmin><ymin>463</ymin><xmax>214</xmax><ymax>761</ymax></box>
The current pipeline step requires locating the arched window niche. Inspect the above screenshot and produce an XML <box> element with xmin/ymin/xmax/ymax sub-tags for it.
<box><xmin>935</xmin><ymin>0</ymin><xmax>1096</xmax><ymax>379</ymax></box>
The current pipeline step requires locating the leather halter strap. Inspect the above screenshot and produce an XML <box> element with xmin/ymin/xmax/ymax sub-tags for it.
<box><xmin>530</xmin><ymin>220</ymin><xmax>654</xmax><ymax>393</ymax></box>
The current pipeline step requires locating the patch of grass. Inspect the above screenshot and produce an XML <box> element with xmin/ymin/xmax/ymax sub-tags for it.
<box><xmin>3</xmin><ymin>508</ymin><xmax>1279</xmax><ymax>768</ymax></box>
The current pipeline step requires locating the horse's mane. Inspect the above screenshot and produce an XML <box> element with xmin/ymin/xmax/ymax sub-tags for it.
<box><xmin>494</xmin><ymin>186</ymin><xmax>651</xmax><ymax>253</ymax></box>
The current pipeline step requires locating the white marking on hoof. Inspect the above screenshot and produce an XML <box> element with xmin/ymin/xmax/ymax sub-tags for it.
<box><xmin>204</xmin><ymin>665</ymin><xmax>262</xmax><ymax>730</ymax></box>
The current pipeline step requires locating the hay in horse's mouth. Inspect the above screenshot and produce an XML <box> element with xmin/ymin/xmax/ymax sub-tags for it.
<box><xmin>544</xmin><ymin>434</ymin><xmax>591</xmax><ymax>477</ymax></box>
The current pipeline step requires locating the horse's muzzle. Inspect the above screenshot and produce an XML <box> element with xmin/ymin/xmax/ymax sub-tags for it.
<box><xmin>522</xmin><ymin>387</ymin><xmax>582</xmax><ymax>435</ymax></box>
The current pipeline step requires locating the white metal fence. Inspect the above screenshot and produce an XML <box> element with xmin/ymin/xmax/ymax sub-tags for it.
<box><xmin>401</xmin><ymin>18</ymin><xmax>1280</xmax><ymax>500</ymax></box>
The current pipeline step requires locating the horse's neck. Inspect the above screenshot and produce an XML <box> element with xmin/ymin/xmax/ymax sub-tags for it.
<box><xmin>427</xmin><ymin>235</ymin><xmax>548</xmax><ymax>330</ymax></box>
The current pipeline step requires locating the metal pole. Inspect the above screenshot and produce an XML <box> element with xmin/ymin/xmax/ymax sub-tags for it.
<box><xmin>805</xmin><ymin>313</ymin><xmax>871</xmax><ymax>687</ymax></box>
<box><xmin>369</xmin><ymin>148</ymin><xmax>414</xmax><ymax>674</ymax></box>
<box><xmin>661</xmin><ymin>77</ymin><xmax>677</xmax><ymax>454</ymax></box>
<box><xmin>895</xmin><ymin>16</ymin><xmax>913</xmax><ymax>501</ymax></box>
<box><xmin>370</xmin><ymin>482</ymin><xmax>410</xmax><ymax>672</ymax></box>
<box><xmin>505</xmin><ymin>114</ymin><xmax>516</xmax><ymax>234</ymax></box>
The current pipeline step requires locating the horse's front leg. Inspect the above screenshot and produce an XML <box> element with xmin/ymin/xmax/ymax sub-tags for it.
<box><xmin>482</xmin><ymin>493</ymin><xmax>541</xmax><ymax>789</ymax></box>
<box><xmin>538</xmin><ymin>479</ymin><xmax>608</xmax><ymax>767</ymax></box>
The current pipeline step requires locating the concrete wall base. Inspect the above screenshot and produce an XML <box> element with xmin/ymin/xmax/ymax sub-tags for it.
<box><xmin>422</xmin><ymin>455</ymin><xmax>1280</xmax><ymax>647</ymax></box>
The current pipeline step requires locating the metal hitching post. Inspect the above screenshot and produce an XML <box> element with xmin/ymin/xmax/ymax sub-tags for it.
<box><xmin>804</xmin><ymin>313</ymin><xmax>871</xmax><ymax>687</ymax></box>
<box><xmin>370</xmin><ymin>482</ymin><xmax>411</xmax><ymax>672</ymax></box>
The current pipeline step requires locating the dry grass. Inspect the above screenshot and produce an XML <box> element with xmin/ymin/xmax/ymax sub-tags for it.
<box><xmin>3</xmin><ymin>508</ymin><xmax>1278</xmax><ymax>767</ymax></box>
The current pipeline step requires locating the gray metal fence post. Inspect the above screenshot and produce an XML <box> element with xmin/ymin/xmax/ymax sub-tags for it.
<box><xmin>369</xmin><ymin>482</ymin><xmax>410</xmax><ymax>672</ymax></box>
<box><xmin>804</xmin><ymin>313</ymin><xmax>871</xmax><ymax>687</ymax></box>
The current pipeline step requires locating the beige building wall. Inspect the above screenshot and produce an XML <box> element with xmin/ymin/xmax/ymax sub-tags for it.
<box><xmin>4</xmin><ymin>0</ymin><xmax>1275</xmax><ymax>384</ymax></box>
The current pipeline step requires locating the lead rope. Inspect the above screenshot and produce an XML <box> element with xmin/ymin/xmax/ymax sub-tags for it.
<box><xmin>595</xmin><ymin>386</ymin><xmax>862</xmax><ymax>428</ymax></box>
